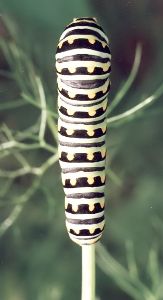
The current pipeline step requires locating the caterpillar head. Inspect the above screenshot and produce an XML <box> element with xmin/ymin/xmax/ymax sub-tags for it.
<box><xmin>73</xmin><ymin>17</ymin><xmax>97</xmax><ymax>23</ymax></box>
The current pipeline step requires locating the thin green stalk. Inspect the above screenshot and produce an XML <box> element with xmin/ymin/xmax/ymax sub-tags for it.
<box><xmin>22</xmin><ymin>93</ymin><xmax>58</xmax><ymax>118</ymax></box>
<box><xmin>36</xmin><ymin>77</ymin><xmax>47</xmax><ymax>141</ymax></box>
<box><xmin>0</xmin><ymin>166</ymin><xmax>40</xmax><ymax>178</ymax></box>
<box><xmin>126</xmin><ymin>240</ymin><xmax>139</xmax><ymax>279</ymax></box>
<box><xmin>0</xmin><ymin>140</ymin><xmax>42</xmax><ymax>152</ymax></box>
<box><xmin>107</xmin><ymin>83</ymin><xmax>163</xmax><ymax>125</ymax></box>
<box><xmin>47</xmin><ymin>116</ymin><xmax>58</xmax><ymax>143</ymax></box>
<box><xmin>0</xmin><ymin>178</ymin><xmax>14</xmax><ymax>197</ymax></box>
<box><xmin>108</xmin><ymin>44</ymin><xmax>142</xmax><ymax>114</ymax></box>
<box><xmin>82</xmin><ymin>245</ymin><xmax>95</xmax><ymax>300</ymax></box>
<box><xmin>0</xmin><ymin>178</ymin><xmax>40</xmax><ymax>237</ymax></box>
<box><xmin>0</xmin><ymin>139</ymin><xmax>56</xmax><ymax>154</ymax></box>
<box><xmin>148</xmin><ymin>247</ymin><xmax>160</xmax><ymax>294</ymax></box>
<box><xmin>38</xmin><ymin>153</ymin><xmax>59</xmax><ymax>175</ymax></box>
<box><xmin>96</xmin><ymin>243</ymin><xmax>156</xmax><ymax>300</ymax></box>
<box><xmin>0</xmin><ymin>99</ymin><xmax>27</xmax><ymax>110</ymax></box>
<box><xmin>0</xmin><ymin>152</ymin><xmax>58</xmax><ymax>236</ymax></box>
<box><xmin>0</xmin><ymin>153</ymin><xmax>58</xmax><ymax>179</ymax></box>
<box><xmin>107</xmin><ymin>168</ymin><xmax>122</xmax><ymax>186</ymax></box>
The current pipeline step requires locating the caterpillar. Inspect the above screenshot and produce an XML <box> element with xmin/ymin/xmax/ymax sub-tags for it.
<box><xmin>56</xmin><ymin>17</ymin><xmax>111</xmax><ymax>246</ymax></box>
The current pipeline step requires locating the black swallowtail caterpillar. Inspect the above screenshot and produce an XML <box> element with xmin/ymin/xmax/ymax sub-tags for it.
<box><xmin>56</xmin><ymin>17</ymin><xmax>111</xmax><ymax>246</ymax></box>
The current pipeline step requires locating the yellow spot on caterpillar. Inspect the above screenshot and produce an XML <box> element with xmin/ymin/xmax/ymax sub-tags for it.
<box><xmin>89</xmin><ymin>203</ymin><xmax>95</xmax><ymax>212</ymax></box>
<box><xmin>102</xmin><ymin>102</ymin><xmax>107</xmax><ymax>111</ymax></box>
<box><xmin>101</xmin><ymin>41</ymin><xmax>107</xmax><ymax>48</ymax></box>
<box><xmin>87</xmin><ymin>129</ymin><xmax>94</xmax><ymax>136</ymax></box>
<box><xmin>101</xmin><ymin>175</ymin><xmax>105</xmax><ymax>184</ymax></box>
<box><xmin>88</xmin><ymin>92</ymin><xmax>96</xmax><ymax>99</ymax></box>
<box><xmin>87</xmin><ymin>66</ymin><xmax>95</xmax><ymax>73</ymax></box>
<box><xmin>58</xmin><ymin>42</ymin><xmax>63</xmax><ymax>49</ymax></box>
<box><xmin>67</xmin><ymin>108</ymin><xmax>75</xmax><ymax>116</ymax></box>
<box><xmin>87</xmin><ymin>176</ymin><xmax>94</xmax><ymax>185</ymax></box>
<box><xmin>69</xmin><ymin>67</ymin><xmax>76</xmax><ymax>73</ymax></box>
<box><xmin>70</xmin><ymin>178</ymin><xmax>77</xmax><ymax>186</ymax></box>
<box><xmin>68</xmin><ymin>37</ymin><xmax>74</xmax><ymax>44</ymax></box>
<box><xmin>100</xmin><ymin>200</ymin><xmax>105</xmax><ymax>209</ymax></box>
<box><xmin>88</xmin><ymin>110</ymin><xmax>96</xmax><ymax>116</ymax></box>
<box><xmin>102</xmin><ymin>126</ymin><xmax>106</xmax><ymax>134</ymax></box>
<box><xmin>89</xmin><ymin>38</ymin><xmax>95</xmax><ymax>44</ymax></box>
<box><xmin>103</xmin><ymin>64</ymin><xmax>109</xmax><ymax>72</ymax></box>
<box><xmin>68</xmin><ymin>91</ymin><xmax>76</xmax><ymax>98</ymax></box>
<box><xmin>66</xmin><ymin>128</ymin><xmax>74</xmax><ymax>135</ymax></box>
<box><xmin>87</xmin><ymin>153</ymin><xmax>94</xmax><ymax>160</ymax></box>
<box><xmin>101</xmin><ymin>149</ymin><xmax>106</xmax><ymax>158</ymax></box>
<box><xmin>89</xmin><ymin>227</ymin><xmax>96</xmax><ymax>234</ymax></box>
<box><xmin>99</xmin><ymin>222</ymin><xmax>105</xmax><ymax>231</ymax></box>
<box><xmin>58</xmin><ymin>124</ymin><xmax>61</xmax><ymax>131</ymax></box>
<box><xmin>103</xmin><ymin>84</ymin><xmax>108</xmax><ymax>94</ymax></box>
<box><xmin>67</xmin><ymin>153</ymin><xmax>74</xmax><ymax>161</ymax></box>
<box><xmin>74</xmin><ymin>228</ymin><xmax>80</xmax><ymax>234</ymax></box>
<box><xmin>72</xmin><ymin>204</ymin><xmax>78</xmax><ymax>212</ymax></box>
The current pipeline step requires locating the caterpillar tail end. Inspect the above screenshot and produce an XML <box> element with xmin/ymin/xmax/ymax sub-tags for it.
<box><xmin>66</xmin><ymin>220</ymin><xmax>105</xmax><ymax>246</ymax></box>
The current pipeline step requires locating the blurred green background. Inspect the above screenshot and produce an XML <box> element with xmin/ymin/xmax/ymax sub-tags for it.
<box><xmin>0</xmin><ymin>1</ymin><xmax>163</xmax><ymax>299</ymax></box>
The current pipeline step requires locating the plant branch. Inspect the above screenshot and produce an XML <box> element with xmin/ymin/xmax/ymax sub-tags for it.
<box><xmin>22</xmin><ymin>93</ymin><xmax>58</xmax><ymax>118</ymax></box>
<box><xmin>0</xmin><ymin>178</ymin><xmax>40</xmax><ymax>237</ymax></box>
<box><xmin>96</xmin><ymin>243</ymin><xmax>156</xmax><ymax>300</ymax></box>
<box><xmin>0</xmin><ymin>152</ymin><xmax>58</xmax><ymax>179</ymax></box>
<box><xmin>108</xmin><ymin>44</ymin><xmax>142</xmax><ymax>114</ymax></box>
<box><xmin>107</xmin><ymin>83</ymin><xmax>163</xmax><ymax>126</ymax></box>
<box><xmin>0</xmin><ymin>99</ymin><xmax>27</xmax><ymax>110</ymax></box>
<box><xmin>36</xmin><ymin>77</ymin><xmax>47</xmax><ymax>141</ymax></box>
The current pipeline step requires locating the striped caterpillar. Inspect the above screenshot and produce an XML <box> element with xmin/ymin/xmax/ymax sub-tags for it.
<box><xmin>56</xmin><ymin>17</ymin><xmax>111</xmax><ymax>246</ymax></box>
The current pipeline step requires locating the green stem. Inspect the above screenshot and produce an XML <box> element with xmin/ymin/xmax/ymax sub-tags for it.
<box><xmin>47</xmin><ymin>116</ymin><xmax>58</xmax><ymax>143</ymax></box>
<box><xmin>108</xmin><ymin>44</ymin><xmax>142</xmax><ymax>114</ymax></box>
<box><xmin>82</xmin><ymin>245</ymin><xmax>95</xmax><ymax>300</ymax></box>
<box><xmin>36</xmin><ymin>77</ymin><xmax>47</xmax><ymax>141</ymax></box>
<box><xmin>107</xmin><ymin>83</ymin><xmax>163</xmax><ymax>125</ymax></box>
<box><xmin>96</xmin><ymin>243</ymin><xmax>156</xmax><ymax>300</ymax></box>
<box><xmin>107</xmin><ymin>168</ymin><xmax>122</xmax><ymax>186</ymax></box>
<box><xmin>0</xmin><ymin>99</ymin><xmax>27</xmax><ymax>110</ymax></box>
<box><xmin>0</xmin><ymin>153</ymin><xmax>58</xmax><ymax>178</ymax></box>
<box><xmin>0</xmin><ymin>178</ymin><xmax>40</xmax><ymax>237</ymax></box>
<box><xmin>22</xmin><ymin>93</ymin><xmax>58</xmax><ymax>118</ymax></box>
